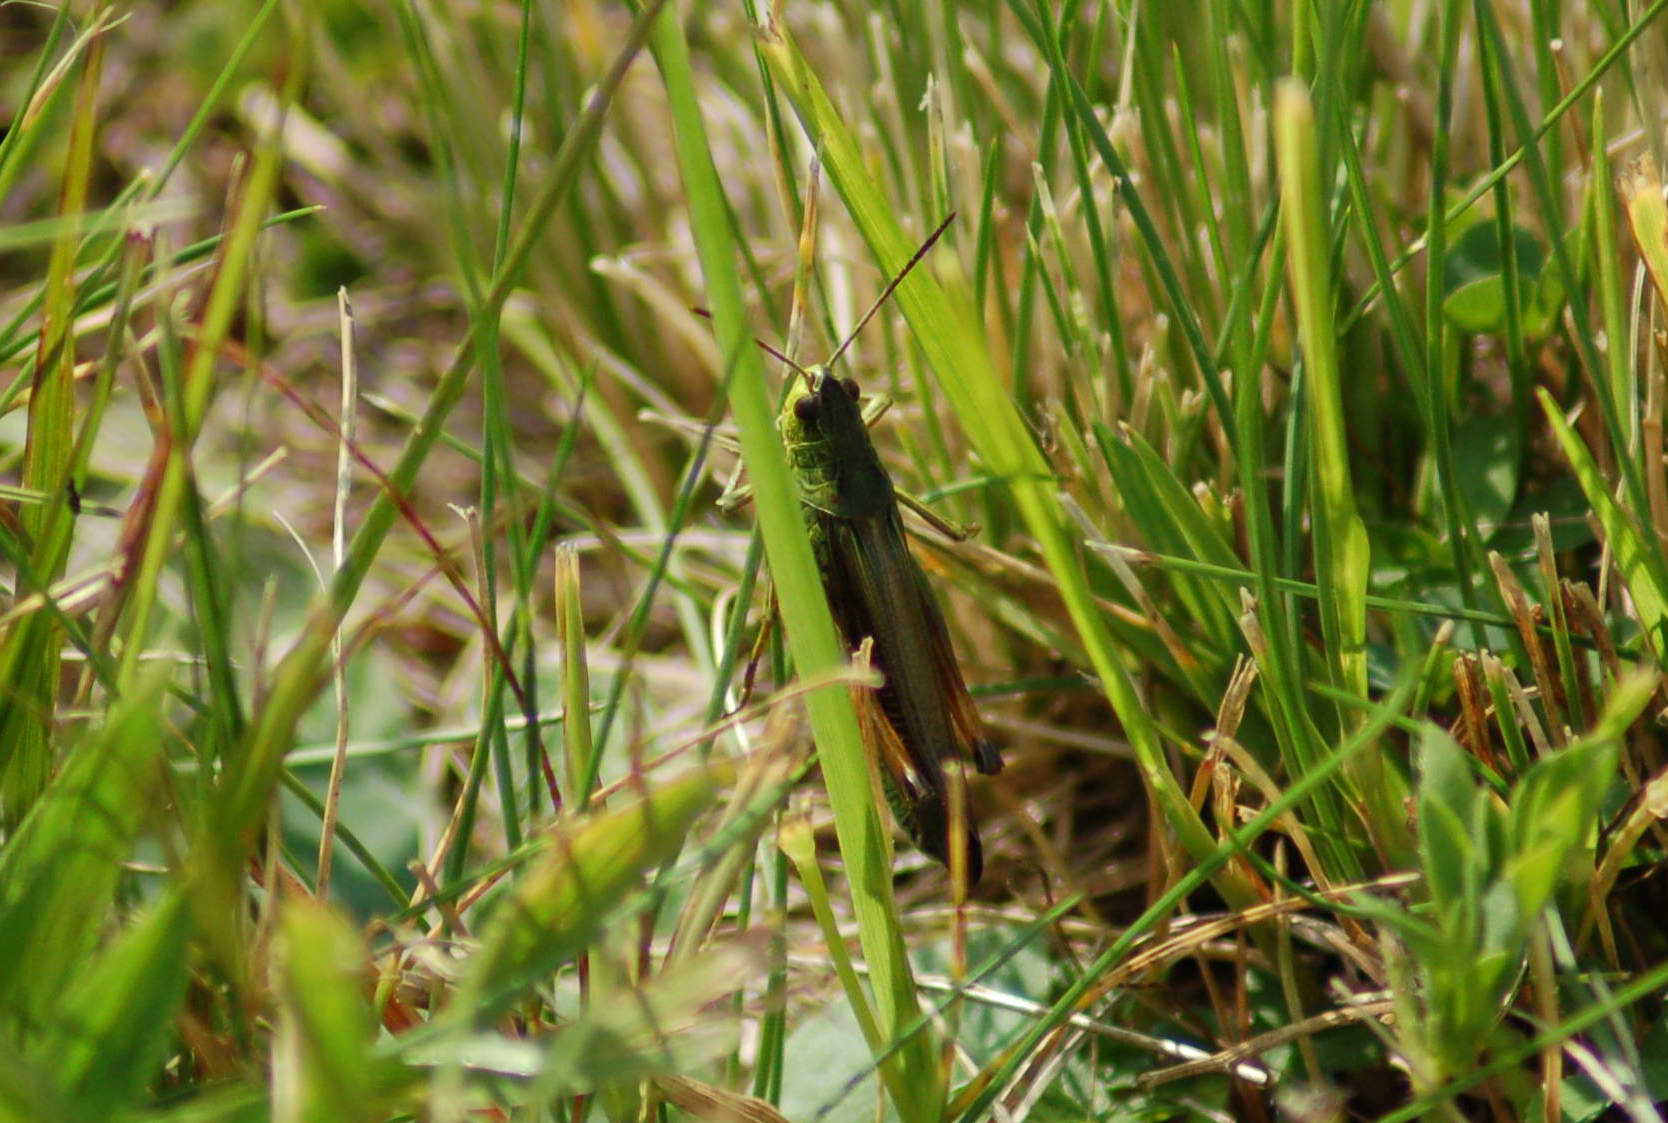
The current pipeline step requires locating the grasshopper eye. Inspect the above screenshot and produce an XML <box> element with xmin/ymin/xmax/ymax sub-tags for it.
<box><xmin>841</xmin><ymin>377</ymin><xmax>861</xmax><ymax>400</ymax></box>
<box><xmin>793</xmin><ymin>394</ymin><xmax>819</xmax><ymax>422</ymax></box>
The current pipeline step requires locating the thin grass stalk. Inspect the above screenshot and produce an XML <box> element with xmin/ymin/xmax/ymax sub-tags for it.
<box><xmin>316</xmin><ymin>290</ymin><xmax>359</xmax><ymax>897</ymax></box>
<box><xmin>496</xmin><ymin>0</ymin><xmax>542</xmax><ymax>827</ymax></box>
<box><xmin>1472</xmin><ymin>4</ymin><xmax>1534</xmax><ymax>442</ymax></box>
<box><xmin>557</xmin><ymin>545</ymin><xmax>594</xmax><ymax>808</ymax></box>
<box><xmin>278</xmin><ymin>769</ymin><xmax>407</xmax><ymax>906</ymax></box>
<box><xmin>1127</xmin><ymin>13</ymin><xmax>1214</xmax><ymax>330</ymax></box>
<box><xmin>1422</xmin><ymin>0</ymin><xmax>1491</xmax><ymax>653</ymax></box>
<box><xmin>0</xmin><ymin>0</ymin><xmax>275</xmax><ymax>372</ymax></box>
<box><xmin>1007</xmin><ymin>74</ymin><xmax>1062</xmax><ymax>415</ymax></box>
<box><xmin>472</xmin><ymin>178</ymin><xmax>536</xmax><ymax>852</ymax></box>
<box><xmin>522</xmin><ymin>368</ymin><xmax>595</xmax><ymax>815</ymax></box>
<box><xmin>393</xmin><ymin>0</ymin><xmax>529</xmax><ymax>858</ymax></box>
<box><xmin>0</xmin><ymin>4</ymin><xmax>70</xmax><ymax>190</ymax></box>
<box><xmin>1474</xmin><ymin>0</ymin><xmax>1668</xmax><ymax>664</ymax></box>
<box><xmin>577</xmin><ymin>386</ymin><xmax>728</xmax><ymax>798</ymax></box>
<box><xmin>1540</xmin><ymin>391</ymin><xmax>1668</xmax><ymax>658</ymax></box>
<box><xmin>114</xmin><ymin>42</ymin><xmax>305</xmax><ymax>697</ymax></box>
<box><xmin>0</xmin><ymin>9</ymin><xmax>100</xmax><ymax>212</ymax></box>
<box><xmin>175</xmin><ymin>444</ymin><xmax>244</xmax><ymax>753</ymax></box>
<box><xmin>66</xmin><ymin>227</ymin><xmax>148</xmax><ymax>708</ymax></box>
<box><xmin>1010</xmin><ymin>0</ymin><xmax>1230</xmax><ymax>438</ymax></box>
<box><xmin>1473</xmin><ymin>0</ymin><xmax>1641</xmax><ymax>520</ymax></box>
<box><xmin>1205</xmin><ymin>0</ymin><xmax>1256</xmax><ymax>347</ymax></box>
<box><xmin>1095</xmin><ymin>544</ymin><xmax>1548</xmax><ymax>634</ymax></box>
<box><xmin>1590</xmin><ymin>93</ymin><xmax>1634</xmax><ymax>460</ymax></box>
<box><xmin>1058</xmin><ymin>51</ymin><xmax>1127</xmax><ymax>399</ymax></box>
<box><xmin>1173</xmin><ymin>49</ymin><xmax>1231</xmax><ymax>350</ymax></box>
<box><xmin>751</xmin><ymin>846</ymin><xmax>791</xmax><ymax>1103</ymax></box>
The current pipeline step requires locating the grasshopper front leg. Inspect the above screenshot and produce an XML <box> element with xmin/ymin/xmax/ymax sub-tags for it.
<box><xmin>724</xmin><ymin>578</ymin><xmax>777</xmax><ymax>718</ymax></box>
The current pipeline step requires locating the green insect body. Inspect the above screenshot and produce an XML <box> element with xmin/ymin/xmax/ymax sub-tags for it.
<box><xmin>779</xmin><ymin>364</ymin><xmax>1002</xmax><ymax>884</ymax></box>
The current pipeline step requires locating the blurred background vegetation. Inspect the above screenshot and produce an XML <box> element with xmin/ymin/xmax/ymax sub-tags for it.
<box><xmin>4</xmin><ymin>0</ymin><xmax>1668</xmax><ymax>1120</ymax></box>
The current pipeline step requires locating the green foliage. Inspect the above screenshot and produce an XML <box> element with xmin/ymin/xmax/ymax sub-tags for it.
<box><xmin>462</xmin><ymin>763</ymin><xmax>722</xmax><ymax>1016</ymax></box>
<box><xmin>273</xmin><ymin>901</ymin><xmax>388</xmax><ymax>1123</ymax></box>
<box><xmin>1378</xmin><ymin>674</ymin><xmax>1652</xmax><ymax>1089</ymax></box>
<box><xmin>1442</xmin><ymin>221</ymin><xmax>1569</xmax><ymax>338</ymax></box>
<box><xmin>0</xmin><ymin>678</ymin><xmax>170</xmax><ymax>1039</ymax></box>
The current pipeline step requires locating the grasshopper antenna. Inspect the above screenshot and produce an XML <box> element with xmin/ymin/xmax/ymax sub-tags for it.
<box><xmin>690</xmin><ymin>307</ymin><xmax>816</xmax><ymax>381</ymax></box>
<box><xmin>825</xmin><ymin>211</ymin><xmax>956</xmax><ymax>371</ymax></box>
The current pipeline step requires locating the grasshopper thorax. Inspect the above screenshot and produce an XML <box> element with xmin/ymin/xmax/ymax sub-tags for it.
<box><xmin>778</xmin><ymin>364</ymin><xmax>891</xmax><ymax>516</ymax></box>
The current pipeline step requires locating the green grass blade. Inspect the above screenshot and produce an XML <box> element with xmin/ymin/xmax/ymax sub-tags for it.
<box><xmin>648</xmin><ymin>10</ymin><xmax>941</xmax><ymax>1120</ymax></box>
<box><xmin>230</xmin><ymin>0</ymin><xmax>659</xmax><ymax>869</ymax></box>
<box><xmin>273</xmin><ymin>899</ymin><xmax>389</xmax><ymax>1123</ymax></box>
<box><xmin>1275</xmin><ymin>79</ymin><xmax>1409</xmax><ymax>866</ymax></box>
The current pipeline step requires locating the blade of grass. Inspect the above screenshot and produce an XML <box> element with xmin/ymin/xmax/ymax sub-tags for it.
<box><xmin>37</xmin><ymin>890</ymin><xmax>191</xmax><ymax>1114</ymax></box>
<box><xmin>0</xmin><ymin>22</ymin><xmax>106</xmax><ymax>825</ymax></box>
<box><xmin>1275</xmin><ymin>79</ymin><xmax>1408</xmax><ymax>867</ymax></box>
<box><xmin>0</xmin><ymin>1</ymin><xmax>282</xmax><ymax>372</ymax></box>
<box><xmin>1014</xmin><ymin>0</ymin><xmax>1231</xmax><ymax>440</ymax></box>
<box><xmin>114</xmin><ymin>24</ymin><xmax>306</xmax><ymax>696</ymax></box>
<box><xmin>0</xmin><ymin>674</ymin><xmax>169</xmax><ymax>1038</ymax></box>
<box><xmin>646</xmin><ymin>9</ymin><xmax>941</xmax><ymax>1121</ymax></box>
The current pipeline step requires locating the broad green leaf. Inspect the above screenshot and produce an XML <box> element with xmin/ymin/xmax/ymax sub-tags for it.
<box><xmin>1505</xmin><ymin>671</ymin><xmax>1651</xmax><ymax>920</ymax></box>
<box><xmin>1449</xmin><ymin>413</ymin><xmax>1519</xmax><ymax>542</ymax></box>
<box><xmin>37</xmin><ymin>892</ymin><xmax>190</xmax><ymax>1114</ymax></box>
<box><xmin>1440</xmin><ymin>221</ymin><xmax>1541</xmax><ymax>335</ymax></box>
<box><xmin>1439</xmin><ymin>221</ymin><xmax>1570</xmax><ymax>338</ymax></box>
<box><xmin>273</xmin><ymin>899</ymin><xmax>388</xmax><ymax>1123</ymax></box>
<box><xmin>1416</xmin><ymin>725</ymin><xmax>1478</xmax><ymax>914</ymax></box>
<box><xmin>463</xmin><ymin>763</ymin><xmax>721</xmax><ymax>1014</ymax></box>
<box><xmin>1444</xmin><ymin>276</ymin><xmax>1516</xmax><ymax>334</ymax></box>
<box><xmin>1441</xmin><ymin>221</ymin><xmax>1546</xmax><ymax>294</ymax></box>
<box><xmin>0</xmin><ymin>676</ymin><xmax>169</xmax><ymax>1036</ymax></box>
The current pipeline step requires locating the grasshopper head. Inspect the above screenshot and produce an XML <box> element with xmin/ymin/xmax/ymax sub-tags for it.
<box><xmin>781</xmin><ymin>364</ymin><xmax>865</xmax><ymax>445</ymax></box>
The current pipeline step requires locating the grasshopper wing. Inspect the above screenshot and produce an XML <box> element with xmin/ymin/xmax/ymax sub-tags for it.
<box><xmin>818</xmin><ymin>504</ymin><xmax>994</xmax><ymax>882</ymax></box>
<box><xmin>904</xmin><ymin>544</ymin><xmax>1003</xmax><ymax>777</ymax></box>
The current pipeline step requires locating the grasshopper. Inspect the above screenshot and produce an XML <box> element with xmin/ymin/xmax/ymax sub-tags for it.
<box><xmin>742</xmin><ymin>213</ymin><xmax>1004</xmax><ymax>885</ymax></box>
